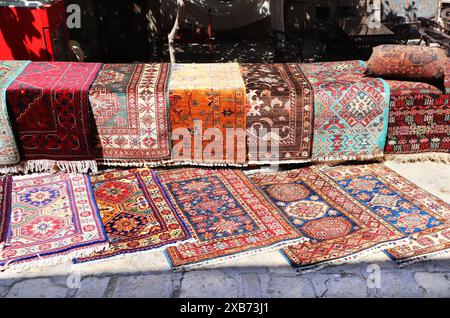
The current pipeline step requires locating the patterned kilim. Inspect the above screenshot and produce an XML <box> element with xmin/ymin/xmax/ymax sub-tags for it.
<box><xmin>0</xmin><ymin>176</ymin><xmax>12</xmax><ymax>247</ymax></box>
<box><xmin>169</xmin><ymin>63</ymin><xmax>246</xmax><ymax>165</ymax></box>
<box><xmin>384</xmin><ymin>62</ymin><xmax>450</xmax><ymax>156</ymax></box>
<box><xmin>0</xmin><ymin>61</ymin><xmax>29</xmax><ymax>168</ymax></box>
<box><xmin>241</xmin><ymin>63</ymin><xmax>314</xmax><ymax>163</ymax></box>
<box><xmin>156</xmin><ymin>168</ymin><xmax>305</xmax><ymax>268</ymax></box>
<box><xmin>300</xmin><ymin>61</ymin><xmax>391</xmax><ymax>161</ymax></box>
<box><xmin>384</xmin><ymin>180</ymin><xmax>450</xmax><ymax>265</ymax></box>
<box><xmin>6</xmin><ymin>62</ymin><xmax>101</xmax><ymax>168</ymax></box>
<box><xmin>89</xmin><ymin>64</ymin><xmax>171</xmax><ymax>166</ymax></box>
<box><xmin>0</xmin><ymin>174</ymin><xmax>108</xmax><ymax>269</ymax></box>
<box><xmin>250</xmin><ymin>164</ymin><xmax>445</xmax><ymax>271</ymax></box>
<box><xmin>74</xmin><ymin>168</ymin><xmax>191</xmax><ymax>263</ymax></box>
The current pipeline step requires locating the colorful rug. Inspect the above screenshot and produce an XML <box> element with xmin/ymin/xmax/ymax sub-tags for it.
<box><xmin>169</xmin><ymin>63</ymin><xmax>246</xmax><ymax>165</ymax></box>
<box><xmin>383</xmin><ymin>179</ymin><xmax>450</xmax><ymax>265</ymax></box>
<box><xmin>384</xmin><ymin>62</ymin><xmax>450</xmax><ymax>159</ymax></box>
<box><xmin>74</xmin><ymin>168</ymin><xmax>191</xmax><ymax>263</ymax></box>
<box><xmin>0</xmin><ymin>174</ymin><xmax>108</xmax><ymax>270</ymax></box>
<box><xmin>300</xmin><ymin>61</ymin><xmax>390</xmax><ymax>162</ymax></box>
<box><xmin>241</xmin><ymin>63</ymin><xmax>314</xmax><ymax>163</ymax></box>
<box><xmin>0</xmin><ymin>61</ymin><xmax>29</xmax><ymax>171</ymax></box>
<box><xmin>249</xmin><ymin>164</ymin><xmax>445</xmax><ymax>271</ymax></box>
<box><xmin>6</xmin><ymin>62</ymin><xmax>101</xmax><ymax>173</ymax></box>
<box><xmin>0</xmin><ymin>175</ymin><xmax>12</xmax><ymax>248</ymax></box>
<box><xmin>89</xmin><ymin>64</ymin><xmax>171</xmax><ymax>167</ymax></box>
<box><xmin>156</xmin><ymin>168</ymin><xmax>305</xmax><ymax>269</ymax></box>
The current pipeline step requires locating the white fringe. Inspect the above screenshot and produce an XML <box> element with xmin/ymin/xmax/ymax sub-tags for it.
<box><xmin>170</xmin><ymin>236</ymin><xmax>310</xmax><ymax>272</ymax></box>
<box><xmin>291</xmin><ymin>237</ymin><xmax>410</xmax><ymax>274</ymax></box>
<box><xmin>0</xmin><ymin>164</ymin><xmax>22</xmax><ymax>175</ymax></box>
<box><xmin>383</xmin><ymin>153</ymin><xmax>450</xmax><ymax>164</ymax></box>
<box><xmin>168</xmin><ymin>160</ymin><xmax>248</xmax><ymax>168</ymax></box>
<box><xmin>312</xmin><ymin>154</ymin><xmax>384</xmax><ymax>164</ymax></box>
<box><xmin>247</xmin><ymin>159</ymin><xmax>312</xmax><ymax>165</ymax></box>
<box><xmin>98</xmin><ymin>158</ymin><xmax>173</xmax><ymax>168</ymax></box>
<box><xmin>0</xmin><ymin>241</ymin><xmax>109</xmax><ymax>274</ymax></box>
<box><xmin>21</xmin><ymin>160</ymin><xmax>98</xmax><ymax>174</ymax></box>
<box><xmin>72</xmin><ymin>237</ymin><xmax>196</xmax><ymax>266</ymax></box>
<box><xmin>397</xmin><ymin>247</ymin><xmax>450</xmax><ymax>267</ymax></box>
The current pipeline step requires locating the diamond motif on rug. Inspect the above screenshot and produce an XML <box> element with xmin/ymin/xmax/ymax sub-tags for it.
<box><xmin>0</xmin><ymin>174</ymin><xmax>108</xmax><ymax>269</ymax></box>
<box><xmin>74</xmin><ymin>169</ymin><xmax>191</xmax><ymax>263</ymax></box>
<box><xmin>157</xmin><ymin>169</ymin><xmax>305</xmax><ymax>269</ymax></box>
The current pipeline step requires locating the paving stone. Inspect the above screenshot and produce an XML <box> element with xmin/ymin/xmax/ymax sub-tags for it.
<box><xmin>6</xmin><ymin>278</ymin><xmax>69</xmax><ymax>298</ymax></box>
<box><xmin>241</xmin><ymin>273</ymin><xmax>263</xmax><ymax>298</ymax></box>
<box><xmin>375</xmin><ymin>272</ymin><xmax>424</xmax><ymax>298</ymax></box>
<box><xmin>414</xmin><ymin>272</ymin><xmax>450</xmax><ymax>297</ymax></box>
<box><xmin>74</xmin><ymin>277</ymin><xmax>111</xmax><ymax>298</ymax></box>
<box><xmin>268</xmin><ymin>275</ymin><xmax>316</xmax><ymax>298</ymax></box>
<box><xmin>180</xmin><ymin>270</ymin><xmax>239</xmax><ymax>298</ymax></box>
<box><xmin>112</xmin><ymin>274</ymin><xmax>173</xmax><ymax>298</ymax></box>
<box><xmin>312</xmin><ymin>275</ymin><xmax>367</xmax><ymax>298</ymax></box>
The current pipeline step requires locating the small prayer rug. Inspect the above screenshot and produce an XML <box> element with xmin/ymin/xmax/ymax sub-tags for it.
<box><xmin>300</xmin><ymin>61</ymin><xmax>390</xmax><ymax>161</ymax></box>
<box><xmin>0</xmin><ymin>174</ymin><xmax>108</xmax><ymax>270</ymax></box>
<box><xmin>241</xmin><ymin>63</ymin><xmax>314</xmax><ymax>163</ymax></box>
<box><xmin>156</xmin><ymin>168</ymin><xmax>305</xmax><ymax>269</ymax></box>
<box><xmin>0</xmin><ymin>61</ymin><xmax>29</xmax><ymax>171</ymax></box>
<box><xmin>169</xmin><ymin>63</ymin><xmax>246</xmax><ymax>165</ymax></box>
<box><xmin>6</xmin><ymin>62</ymin><xmax>101</xmax><ymax>173</ymax></box>
<box><xmin>74</xmin><ymin>168</ymin><xmax>191</xmax><ymax>263</ymax></box>
<box><xmin>89</xmin><ymin>64</ymin><xmax>171</xmax><ymax>166</ymax></box>
<box><xmin>0</xmin><ymin>175</ymin><xmax>12</xmax><ymax>248</ymax></box>
<box><xmin>384</xmin><ymin>61</ymin><xmax>450</xmax><ymax>158</ymax></box>
<box><xmin>249</xmin><ymin>164</ymin><xmax>445</xmax><ymax>271</ymax></box>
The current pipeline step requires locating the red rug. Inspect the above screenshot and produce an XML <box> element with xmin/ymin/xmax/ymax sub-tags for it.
<box><xmin>74</xmin><ymin>168</ymin><xmax>191</xmax><ymax>263</ymax></box>
<box><xmin>6</xmin><ymin>62</ymin><xmax>101</xmax><ymax>171</ymax></box>
<box><xmin>156</xmin><ymin>168</ymin><xmax>305</xmax><ymax>269</ymax></box>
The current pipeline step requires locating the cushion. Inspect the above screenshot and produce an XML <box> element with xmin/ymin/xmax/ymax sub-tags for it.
<box><xmin>366</xmin><ymin>45</ymin><xmax>448</xmax><ymax>83</ymax></box>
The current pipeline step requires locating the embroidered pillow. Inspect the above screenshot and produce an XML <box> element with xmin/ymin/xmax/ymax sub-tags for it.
<box><xmin>366</xmin><ymin>45</ymin><xmax>447</xmax><ymax>82</ymax></box>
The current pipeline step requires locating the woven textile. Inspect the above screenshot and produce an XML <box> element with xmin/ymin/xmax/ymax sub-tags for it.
<box><xmin>0</xmin><ymin>176</ymin><xmax>12</xmax><ymax>247</ymax></box>
<box><xmin>383</xmin><ymin>181</ymin><xmax>450</xmax><ymax>265</ymax></box>
<box><xmin>300</xmin><ymin>61</ymin><xmax>390</xmax><ymax>161</ymax></box>
<box><xmin>241</xmin><ymin>63</ymin><xmax>313</xmax><ymax>163</ymax></box>
<box><xmin>384</xmin><ymin>62</ymin><xmax>450</xmax><ymax>156</ymax></box>
<box><xmin>6</xmin><ymin>62</ymin><xmax>101</xmax><ymax>171</ymax></box>
<box><xmin>156</xmin><ymin>168</ymin><xmax>305</xmax><ymax>268</ymax></box>
<box><xmin>0</xmin><ymin>174</ymin><xmax>108</xmax><ymax>269</ymax></box>
<box><xmin>169</xmin><ymin>63</ymin><xmax>246</xmax><ymax>165</ymax></box>
<box><xmin>250</xmin><ymin>164</ymin><xmax>444</xmax><ymax>271</ymax></box>
<box><xmin>89</xmin><ymin>64</ymin><xmax>171</xmax><ymax>166</ymax></box>
<box><xmin>0</xmin><ymin>61</ymin><xmax>29</xmax><ymax>168</ymax></box>
<box><xmin>74</xmin><ymin>168</ymin><xmax>191</xmax><ymax>263</ymax></box>
<box><xmin>367</xmin><ymin>45</ymin><xmax>447</xmax><ymax>82</ymax></box>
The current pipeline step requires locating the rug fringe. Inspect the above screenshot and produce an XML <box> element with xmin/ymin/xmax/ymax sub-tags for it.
<box><xmin>98</xmin><ymin>158</ymin><xmax>173</xmax><ymax>169</ymax></box>
<box><xmin>383</xmin><ymin>153</ymin><xmax>450</xmax><ymax>164</ymax></box>
<box><xmin>170</xmin><ymin>236</ymin><xmax>310</xmax><ymax>272</ymax></box>
<box><xmin>396</xmin><ymin>246</ymin><xmax>450</xmax><ymax>267</ymax></box>
<box><xmin>312</xmin><ymin>154</ymin><xmax>384</xmax><ymax>164</ymax></box>
<box><xmin>0</xmin><ymin>241</ymin><xmax>109</xmax><ymax>274</ymax></box>
<box><xmin>21</xmin><ymin>160</ymin><xmax>98</xmax><ymax>174</ymax></box>
<box><xmin>0</xmin><ymin>164</ymin><xmax>22</xmax><ymax>175</ymax></box>
<box><xmin>72</xmin><ymin>237</ymin><xmax>196</xmax><ymax>265</ymax></box>
<box><xmin>291</xmin><ymin>237</ymin><xmax>410</xmax><ymax>274</ymax></box>
<box><xmin>168</xmin><ymin>160</ymin><xmax>248</xmax><ymax>168</ymax></box>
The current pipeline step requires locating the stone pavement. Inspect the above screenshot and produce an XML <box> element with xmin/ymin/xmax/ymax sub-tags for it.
<box><xmin>0</xmin><ymin>161</ymin><xmax>449</xmax><ymax>298</ymax></box>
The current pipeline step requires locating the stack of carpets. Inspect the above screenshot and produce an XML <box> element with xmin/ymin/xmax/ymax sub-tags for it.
<box><xmin>89</xmin><ymin>64</ymin><xmax>172</xmax><ymax>167</ymax></box>
<box><xmin>0</xmin><ymin>174</ymin><xmax>108</xmax><ymax>271</ymax></box>
<box><xmin>241</xmin><ymin>63</ymin><xmax>314</xmax><ymax>164</ymax></box>
<box><xmin>6</xmin><ymin>62</ymin><xmax>101</xmax><ymax>173</ymax></box>
<box><xmin>384</xmin><ymin>61</ymin><xmax>450</xmax><ymax>163</ymax></box>
<box><xmin>300</xmin><ymin>61</ymin><xmax>391</xmax><ymax>162</ymax></box>
<box><xmin>0</xmin><ymin>61</ymin><xmax>29</xmax><ymax>174</ymax></box>
<box><xmin>168</xmin><ymin>63</ymin><xmax>247</xmax><ymax>166</ymax></box>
